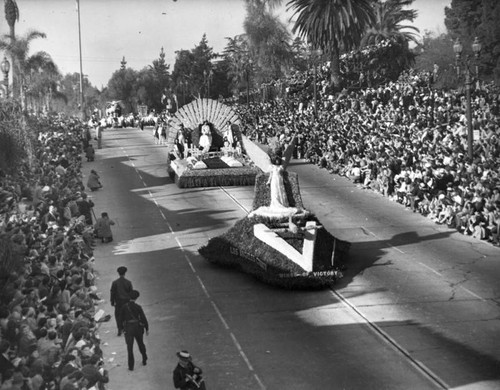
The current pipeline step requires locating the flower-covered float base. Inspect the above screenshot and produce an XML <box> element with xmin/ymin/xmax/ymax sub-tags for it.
<box><xmin>198</xmin><ymin>172</ymin><xmax>350</xmax><ymax>290</ymax></box>
<box><xmin>167</xmin><ymin>151</ymin><xmax>261</xmax><ymax>188</ymax></box>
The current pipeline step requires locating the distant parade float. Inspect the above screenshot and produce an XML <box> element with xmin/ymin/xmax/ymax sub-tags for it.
<box><xmin>163</xmin><ymin>98</ymin><xmax>261</xmax><ymax>188</ymax></box>
<box><xmin>198</xmin><ymin>137</ymin><xmax>350</xmax><ymax>289</ymax></box>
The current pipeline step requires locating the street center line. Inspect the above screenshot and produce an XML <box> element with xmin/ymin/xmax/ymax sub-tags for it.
<box><xmin>460</xmin><ymin>286</ymin><xmax>486</xmax><ymax>301</ymax></box>
<box><xmin>361</xmin><ymin>226</ymin><xmax>406</xmax><ymax>254</ymax></box>
<box><xmin>219</xmin><ymin>187</ymin><xmax>250</xmax><ymax>214</ymax></box>
<box><xmin>330</xmin><ymin>289</ymin><xmax>449</xmax><ymax>389</ymax></box>
<box><xmin>418</xmin><ymin>262</ymin><xmax>442</xmax><ymax>276</ymax></box>
<box><xmin>184</xmin><ymin>254</ymin><xmax>265</xmax><ymax>390</ymax></box>
<box><xmin>169</xmin><ymin>218</ymin><xmax>264</xmax><ymax>387</ymax></box>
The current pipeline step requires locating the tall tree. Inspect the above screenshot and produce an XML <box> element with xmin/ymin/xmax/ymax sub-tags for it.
<box><xmin>148</xmin><ymin>47</ymin><xmax>171</xmax><ymax>110</ymax></box>
<box><xmin>287</xmin><ymin>0</ymin><xmax>375</xmax><ymax>89</ymax></box>
<box><xmin>0</xmin><ymin>30</ymin><xmax>59</xmax><ymax>108</ymax></box>
<box><xmin>171</xmin><ymin>35</ymin><xmax>215</xmax><ymax>101</ymax></box>
<box><xmin>362</xmin><ymin>0</ymin><xmax>419</xmax><ymax>46</ymax></box>
<box><xmin>223</xmin><ymin>35</ymin><xmax>253</xmax><ymax>101</ymax></box>
<box><xmin>244</xmin><ymin>0</ymin><xmax>293</xmax><ymax>82</ymax></box>
<box><xmin>290</xmin><ymin>36</ymin><xmax>309</xmax><ymax>73</ymax></box>
<box><xmin>171</xmin><ymin>49</ymin><xmax>196</xmax><ymax>106</ymax></box>
<box><xmin>24</xmin><ymin>52</ymin><xmax>62</xmax><ymax>113</ymax></box>
<box><xmin>445</xmin><ymin>0</ymin><xmax>500</xmax><ymax>81</ymax></box>
<box><xmin>106</xmin><ymin>66</ymin><xmax>138</xmax><ymax>114</ymax></box>
<box><xmin>414</xmin><ymin>31</ymin><xmax>457</xmax><ymax>88</ymax></box>
<box><xmin>4</xmin><ymin>0</ymin><xmax>19</xmax><ymax>39</ymax></box>
<box><xmin>3</xmin><ymin>0</ymin><xmax>19</xmax><ymax>96</ymax></box>
<box><xmin>359</xmin><ymin>0</ymin><xmax>419</xmax><ymax>81</ymax></box>
<box><xmin>191</xmin><ymin>34</ymin><xmax>215</xmax><ymax>97</ymax></box>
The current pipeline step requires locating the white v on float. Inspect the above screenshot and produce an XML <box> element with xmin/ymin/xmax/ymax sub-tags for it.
<box><xmin>253</xmin><ymin>221</ymin><xmax>319</xmax><ymax>273</ymax></box>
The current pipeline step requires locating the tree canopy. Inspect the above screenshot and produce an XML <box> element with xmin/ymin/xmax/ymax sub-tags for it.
<box><xmin>445</xmin><ymin>0</ymin><xmax>500</xmax><ymax>81</ymax></box>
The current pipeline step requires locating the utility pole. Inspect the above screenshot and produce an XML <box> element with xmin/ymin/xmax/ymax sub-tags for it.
<box><xmin>77</xmin><ymin>0</ymin><xmax>85</xmax><ymax>120</ymax></box>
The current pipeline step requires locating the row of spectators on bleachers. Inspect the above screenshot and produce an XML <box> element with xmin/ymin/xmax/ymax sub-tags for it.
<box><xmin>0</xmin><ymin>115</ymin><xmax>110</xmax><ymax>389</ymax></box>
<box><xmin>236</xmin><ymin>68</ymin><xmax>500</xmax><ymax>245</ymax></box>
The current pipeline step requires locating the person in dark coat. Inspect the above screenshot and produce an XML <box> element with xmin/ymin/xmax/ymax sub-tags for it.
<box><xmin>0</xmin><ymin>340</ymin><xmax>14</xmax><ymax>383</ymax></box>
<box><xmin>94</xmin><ymin>212</ymin><xmax>115</xmax><ymax>243</ymax></box>
<box><xmin>173</xmin><ymin>350</ymin><xmax>206</xmax><ymax>390</ymax></box>
<box><xmin>87</xmin><ymin>170</ymin><xmax>102</xmax><ymax>192</ymax></box>
<box><xmin>81</xmin><ymin>355</ymin><xmax>109</xmax><ymax>389</ymax></box>
<box><xmin>120</xmin><ymin>290</ymin><xmax>148</xmax><ymax>371</ymax></box>
<box><xmin>85</xmin><ymin>144</ymin><xmax>95</xmax><ymax>162</ymax></box>
<box><xmin>110</xmin><ymin>266</ymin><xmax>133</xmax><ymax>336</ymax></box>
<box><xmin>76</xmin><ymin>193</ymin><xmax>94</xmax><ymax>225</ymax></box>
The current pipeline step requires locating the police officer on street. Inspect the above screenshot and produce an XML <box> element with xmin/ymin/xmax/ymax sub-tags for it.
<box><xmin>121</xmin><ymin>290</ymin><xmax>149</xmax><ymax>371</ymax></box>
<box><xmin>110</xmin><ymin>266</ymin><xmax>133</xmax><ymax>336</ymax></box>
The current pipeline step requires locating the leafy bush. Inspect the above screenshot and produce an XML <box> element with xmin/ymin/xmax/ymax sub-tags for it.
<box><xmin>0</xmin><ymin>101</ymin><xmax>34</xmax><ymax>173</ymax></box>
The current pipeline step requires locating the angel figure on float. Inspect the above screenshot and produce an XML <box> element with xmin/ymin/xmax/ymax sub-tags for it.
<box><xmin>249</xmin><ymin>137</ymin><xmax>303</xmax><ymax>219</ymax></box>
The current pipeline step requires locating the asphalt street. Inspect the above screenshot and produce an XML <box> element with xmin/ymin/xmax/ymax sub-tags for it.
<box><xmin>85</xmin><ymin>127</ymin><xmax>500</xmax><ymax>390</ymax></box>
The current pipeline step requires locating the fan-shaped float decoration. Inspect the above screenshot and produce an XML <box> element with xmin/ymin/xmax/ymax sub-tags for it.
<box><xmin>169</xmin><ymin>98</ymin><xmax>242</xmax><ymax>142</ymax></box>
<box><xmin>165</xmin><ymin>99</ymin><xmax>260</xmax><ymax>188</ymax></box>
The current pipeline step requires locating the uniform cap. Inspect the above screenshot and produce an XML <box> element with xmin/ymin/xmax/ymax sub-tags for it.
<box><xmin>117</xmin><ymin>266</ymin><xmax>127</xmax><ymax>275</ymax></box>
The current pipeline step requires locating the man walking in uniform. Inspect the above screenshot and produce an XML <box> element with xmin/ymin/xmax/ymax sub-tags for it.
<box><xmin>121</xmin><ymin>290</ymin><xmax>148</xmax><ymax>371</ymax></box>
<box><xmin>110</xmin><ymin>266</ymin><xmax>133</xmax><ymax>336</ymax></box>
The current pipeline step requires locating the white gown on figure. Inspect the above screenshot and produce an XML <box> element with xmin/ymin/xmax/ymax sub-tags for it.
<box><xmin>249</xmin><ymin>164</ymin><xmax>298</xmax><ymax>218</ymax></box>
<box><xmin>199</xmin><ymin>124</ymin><xmax>212</xmax><ymax>151</ymax></box>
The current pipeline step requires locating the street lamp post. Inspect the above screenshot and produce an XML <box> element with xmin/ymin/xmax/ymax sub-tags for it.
<box><xmin>1</xmin><ymin>56</ymin><xmax>11</xmax><ymax>98</ymax></box>
<box><xmin>453</xmin><ymin>37</ymin><xmax>482</xmax><ymax>161</ymax></box>
<box><xmin>76</xmin><ymin>0</ymin><xmax>85</xmax><ymax>120</ymax></box>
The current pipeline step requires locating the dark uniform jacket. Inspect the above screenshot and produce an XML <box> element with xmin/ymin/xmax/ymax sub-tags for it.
<box><xmin>120</xmin><ymin>301</ymin><xmax>149</xmax><ymax>331</ymax></box>
<box><xmin>110</xmin><ymin>277</ymin><xmax>133</xmax><ymax>306</ymax></box>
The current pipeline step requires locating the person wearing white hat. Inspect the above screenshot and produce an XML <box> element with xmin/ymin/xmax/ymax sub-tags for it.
<box><xmin>173</xmin><ymin>350</ymin><xmax>206</xmax><ymax>390</ymax></box>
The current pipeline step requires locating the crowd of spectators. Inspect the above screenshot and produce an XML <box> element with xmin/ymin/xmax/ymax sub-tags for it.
<box><xmin>236</xmin><ymin>67</ymin><xmax>500</xmax><ymax>245</ymax></box>
<box><xmin>0</xmin><ymin>115</ymin><xmax>110</xmax><ymax>389</ymax></box>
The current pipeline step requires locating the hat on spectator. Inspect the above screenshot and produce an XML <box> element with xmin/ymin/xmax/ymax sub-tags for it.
<box><xmin>176</xmin><ymin>350</ymin><xmax>191</xmax><ymax>360</ymax></box>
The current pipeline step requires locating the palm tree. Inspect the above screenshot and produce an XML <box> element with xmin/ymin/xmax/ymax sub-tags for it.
<box><xmin>0</xmin><ymin>30</ymin><xmax>60</xmax><ymax>108</ymax></box>
<box><xmin>244</xmin><ymin>0</ymin><xmax>293</xmax><ymax>82</ymax></box>
<box><xmin>3</xmin><ymin>0</ymin><xmax>19</xmax><ymax>96</ymax></box>
<box><xmin>361</xmin><ymin>0</ymin><xmax>420</xmax><ymax>46</ymax></box>
<box><xmin>4</xmin><ymin>0</ymin><xmax>19</xmax><ymax>40</ymax></box>
<box><xmin>359</xmin><ymin>0</ymin><xmax>419</xmax><ymax>83</ymax></box>
<box><xmin>287</xmin><ymin>0</ymin><xmax>375</xmax><ymax>90</ymax></box>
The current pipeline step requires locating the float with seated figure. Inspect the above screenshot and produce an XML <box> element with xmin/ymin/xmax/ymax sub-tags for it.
<box><xmin>198</xmin><ymin>138</ymin><xmax>350</xmax><ymax>289</ymax></box>
<box><xmin>165</xmin><ymin>98</ymin><xmax>261</xmax><ymax>188</ymax></box>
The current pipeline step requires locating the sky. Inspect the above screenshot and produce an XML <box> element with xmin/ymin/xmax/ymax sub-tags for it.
<box><xmin>0</xmin><ymin>0</ymin><xmax>451</xmax><ymax>89</ymax></box>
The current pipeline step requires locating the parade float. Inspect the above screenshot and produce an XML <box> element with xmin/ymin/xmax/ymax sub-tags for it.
<box><xmin>198</xmin><ymin>138</ymin><xmax>350</xmax><ymax>290</ymax></box>
<box><xmin>104</xmin><ymin>101</ymin><xmax>124</xmax><ymax>128</ymax></box>
<box><xmin>164</xmin><ymin>99</ymin><xmax>261</xmax><ymax>188</ymax></box>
